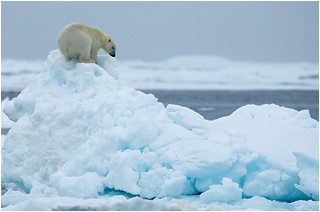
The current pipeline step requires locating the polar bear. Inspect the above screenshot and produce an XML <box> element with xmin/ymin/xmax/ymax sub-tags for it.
<box><xmin>57</xmin><ymin>23</ymin><xmax>116</xmax><ymax>64</ymax></box>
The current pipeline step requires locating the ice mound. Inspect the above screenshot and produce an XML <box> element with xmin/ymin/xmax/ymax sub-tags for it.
<box><xmin>2</xmin><ymin>50</ymin><xmax>319</xmax><ymax>210</ymax></box>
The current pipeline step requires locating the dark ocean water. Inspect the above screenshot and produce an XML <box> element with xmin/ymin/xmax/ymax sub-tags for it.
<box><xmin>1</xmin><ymin>90</ymin><xmax>319</xmax><ymax>135</ymax></box>
<box><xmin>143</xmin><ymin>90</ymin><xmax>319</xmax><ymax>121</ymax></box>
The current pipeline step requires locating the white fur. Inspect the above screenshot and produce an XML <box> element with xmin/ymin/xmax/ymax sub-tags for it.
<box><xmin>57</xmin><ymin>23</ymin><xmax>116</xmax><ymax>64</ymax></box>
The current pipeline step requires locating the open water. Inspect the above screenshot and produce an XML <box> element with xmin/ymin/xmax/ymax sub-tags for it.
<box><xmin>144</xmin><ymin>90</ymin><xmax>319</xmax><ymax>121</ymax></box>
<box><xmin>1</xmin><ymin>90</ymin><xmax>319</xmax><ymax>135</ymax></box>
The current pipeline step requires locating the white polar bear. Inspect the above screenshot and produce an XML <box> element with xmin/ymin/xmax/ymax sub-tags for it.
<box><xmin>57</xmin><ymin>23</ymin><xmax>117</xmax><ymax>64</ymax></box>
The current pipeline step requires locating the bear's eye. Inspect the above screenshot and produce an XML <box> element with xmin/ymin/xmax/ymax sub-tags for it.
<box><xmin>112</xmin><ymin>47</ymin><xmax>115</xmax><ymax>50</ymax></box>
<box><xmin>108</xmin><ymin>39</ymin><xmax>111</xmax><ymax>42</ymax></box>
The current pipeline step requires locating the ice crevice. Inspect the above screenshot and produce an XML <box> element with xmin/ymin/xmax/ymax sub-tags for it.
<box><xmin>1</xmin><ymin>49</ymin><xmax>318</xmax><ymax>210</ymax></box>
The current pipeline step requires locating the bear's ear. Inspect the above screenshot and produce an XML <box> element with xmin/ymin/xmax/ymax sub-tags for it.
<box><xmin>108</xmin><ymin>38</ymin><xmax>112</xmax><ymax>42</ymax></box>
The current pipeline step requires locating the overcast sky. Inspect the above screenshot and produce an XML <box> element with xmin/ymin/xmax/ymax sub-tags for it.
<box><xmin>1</xmin><ymin>1</ymin><xmax>319</xmax><ymax>63</ymax></box>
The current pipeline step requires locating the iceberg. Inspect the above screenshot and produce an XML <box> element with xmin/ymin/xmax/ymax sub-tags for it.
<box><xmin>1</xmin><ymin>50</ymin><xmax>319</xmax><ymax>210</ymax></box>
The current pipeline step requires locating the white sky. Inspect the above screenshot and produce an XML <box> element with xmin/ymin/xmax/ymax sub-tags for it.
<box><xmin>1</xmin><ymin>1</ymin><xmax>319</xmax><ymax>63</ymax></box>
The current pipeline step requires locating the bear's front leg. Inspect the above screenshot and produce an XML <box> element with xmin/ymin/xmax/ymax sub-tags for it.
<box><xmin>65</xmin><ymin>55</ymin><xmax>72</xmax><ymax>61</ymax></box>
<box><xmin>79</xmin><ymin>52</ymin><xmax>95</xmax><ymax>63</ymax></box>
<box><xmin>90</xmin><ymin>51</ymin><xmax>99</xmax><ymax>64</ymax></box>
<box><xmin>79</xmin><ymin>57</ymin><xmax>95</xmax><ymax>63</ymax></box>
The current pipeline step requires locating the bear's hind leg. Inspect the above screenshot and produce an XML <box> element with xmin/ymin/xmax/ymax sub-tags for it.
<box><xmin>78</xmin><ymin>35</ymin><xmax>95</xmax><ymax>63</ymax></box>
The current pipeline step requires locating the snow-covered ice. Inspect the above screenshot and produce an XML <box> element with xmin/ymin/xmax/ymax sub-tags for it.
<box><xmin>118</xmin><ymin>56</ymin><xmax>319</xmax><ymax>90</ymax></box>
<box><xmin>1</xmin><ymin>50</ymin><xmax>319</xmax><ymax>210</ymax></box>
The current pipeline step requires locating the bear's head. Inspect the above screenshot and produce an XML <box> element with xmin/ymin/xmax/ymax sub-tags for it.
<box><xmin>102</xmin><ymin>35</ymin><xmax>117</xmax><ymax>57</ymax></box>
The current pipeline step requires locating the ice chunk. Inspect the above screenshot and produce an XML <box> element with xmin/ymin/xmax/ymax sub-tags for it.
<box><xmin>166</xmin><ymin>104</ymin><xmax>206</xmax><ymax>130</ymax></box>
<box><xmin>294</xmin><ymin>152</ymin><xmax>319</xmax><ymax>201</ymax></box>
<box><xmin>138</xmin><ymin>168</ymin><xmax>195</xmax><ymax>199</ymax></box>
<box><xmin>104</xmin><ymin>166</ymin><xmax>141</xmax><ymax>195</ymax></box>
<box><xmin>1</xmin><ymin>97</ymin><xmax>14</xmax><ymax>128</ymax></box>
<box><xmin>242</xmin><ymin>167</ymin><xmax>308</xmax><ymax>202</ymax></box>
<box><xmin>56</xmin><ymin>172</ymin><xmax>104</xmax><ymax>198</ymax></box>
<box><xmin>200</xmin><ymin>178</ymin><xmax>243</xmax><ymax>203</ymax></box>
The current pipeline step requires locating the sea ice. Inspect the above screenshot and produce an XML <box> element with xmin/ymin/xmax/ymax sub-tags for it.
<box><xmin>2</xmin><ymin>54</ymin><xmax>319</xmax><ymax>91</ymax></box>
<box><xmin>1</xmin><ymin>49</ymin><xmax>319</xmax><ymax>210</ymax></box>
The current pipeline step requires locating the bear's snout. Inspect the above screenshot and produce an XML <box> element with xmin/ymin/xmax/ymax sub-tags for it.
<box><xmin>110</xmin><ymin>53</ymin><xmax>116</xmax><ymax>57</ymax></box>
